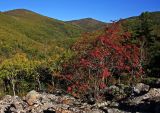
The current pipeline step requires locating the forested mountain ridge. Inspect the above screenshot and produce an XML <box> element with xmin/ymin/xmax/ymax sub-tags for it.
<box><xmin>123</xmin><ymin>11</ymin><xmax>160</xmax><ymax>37</ymax></box>
<box><xmin>0</xmin><ymin>9</ymin><xmax>109</xmax><ymax>60</ymax></box>
<box><xmin>0</xmin><ymin>9</ymin><xmax>84</xmax><ymax>60</ymax></box>
<box><xmin>0</xmin><ymin>9</ymin><xmax>160</xmax><ymax>61</ymax></box>
<box><xmin>67</xmin><ymin>18</ymin><xmax>108</xmax><ymax>32</ymax></box>
<box><xmin>1</xmin><ymin>9</ymin><xmax>85</xmax><ymax>44</ymax></box>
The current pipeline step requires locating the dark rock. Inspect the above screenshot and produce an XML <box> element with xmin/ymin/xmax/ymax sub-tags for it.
<box><xmin>85</xmin><ymin>93</ymin><xmax>96</xmax><ymax>105</ymax></box>
<box><xmin>145</xmin><ymin>96</ymin><xmax>160</xmax><ymax>113</ymax></box>
<box><xmin>119</xmin><ymin>88</ymin><xmax>160</xmax><ymax>113</ymax></box>
<box><xmin>105</xmin><ymin>85</ymin><xmax>119</xmax><ymax>101</ymax></box>
<box><xmin>43</xmin><ymin>109</ymin><xmax>55</xmax><ymax>113</ymax></box>
<box><xmin>155</xmin><ymin>78</ymin><xmax>160</xmax><ymax>88</ymax></box>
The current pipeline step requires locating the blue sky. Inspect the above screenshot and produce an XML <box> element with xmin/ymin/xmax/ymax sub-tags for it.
<box><xmin>0</xmin><ymin>0</ymin><xmax>160</xmax><ymax>22</ymax></box>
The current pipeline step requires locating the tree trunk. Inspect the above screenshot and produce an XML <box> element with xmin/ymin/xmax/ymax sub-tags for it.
<box><xmin>51</xmin><ymin>76</ymin><xmax>54</xmax><ymax>87</ymax></box>
<box><xmin>11</xmin><ymin>79</ymin><xmax>16</xmax><ymax>96</ymax></box>
<box><xmin>37</xmin><ymin>77</ymin><xmax>42</xmax><ymax>91</ymax></box>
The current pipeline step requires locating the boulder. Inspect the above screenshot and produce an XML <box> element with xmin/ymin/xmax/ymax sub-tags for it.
<box><xmin>0</xmin><ymin>95</ymin><xmax>26</xmax><ymax>113</ymax></box>
<box><xmin>120</xmin><ymin>88</ymin><xmax>160</xmax><ymax>112</ymax></box>
<box><xmin>1</xmin><ymin>87</ymin><xmax>159</xmax><ymax>113</ymax></box>
<box><xmin>125</xmin><ymin>88</ymin><xmax>160</xmax><ymax>105</ymax></box>
<box><xmin>107</xmin><ymin>108</ymin><xmax>130</xmax><ymax>113</ymax></box>
<box><xmin>85</xmin><ymin>93</ymin><xmax>96</xmax><ymax>105</ymax></box>
<box><xmin>147</xmin><ymin>88</ymin><xmax>160</xmax><ymax>98</ymax></box>
<box><xmin>133</xmin><ymin>83</ymin><xmax>150</xmax><ymax>95</ymax></box>
<box><xmin>25</xmin><ymin>90</ymin><xmax>41</xmax><ymax>106</ymax></box>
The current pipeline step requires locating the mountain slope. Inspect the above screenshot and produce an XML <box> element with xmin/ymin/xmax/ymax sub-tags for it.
<box><xmin>3</xmin><ymin>9</ymin><xmax>84</xmax><ymax>42</ymax></box>
<box><xmin>0</xmin><ymin>12</ymin><xmax>48</xmax><ymax>59</ymax></box>
<box><xmin>123</xmin><ymin>11</ymin><xmax>160</xmax><ymax>37</ymax></box>
<box><xmin>0</xmin><ymin>9</ymin><xmax>159</xmax><ymax>60</ymax></box>
<box><xmin>0</xmin><ymin>9</ymin><xmax>85</xmax><ymax>59</ymax></box>
<box><xmin>67</xmin><ymin>18</ymin><xmax>108</xmax><ymax>32</ymax></box>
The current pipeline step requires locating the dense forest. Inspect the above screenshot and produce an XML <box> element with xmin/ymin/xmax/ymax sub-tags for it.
<box><xmin>0</xmin><ymin>9</ymin><xmax>160</xmax><ymax>100</ymax></box>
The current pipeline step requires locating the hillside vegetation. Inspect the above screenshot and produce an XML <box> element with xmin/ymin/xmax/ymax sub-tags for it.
<box><xmin>0</xmin><ymin>9</ymin><xmax>84</xmax><ymax>60</ymax></box>
<box><xmin>67</xmin><ymin>18</ymin><xmax>108</xmax><ymax>32</ymax></box>
<box><xmin>0</xmin><ymin>10</ymin><xmax>160</xmax><ymax>98</ymax></box>
<box><xmin>123</xmin><ymin>11</ymin><xmax>160</xmax><ymax>37</ymax></box>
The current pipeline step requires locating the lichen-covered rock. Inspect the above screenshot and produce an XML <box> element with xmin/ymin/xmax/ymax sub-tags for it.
<box><xmin>25</xmin><ymin>90</ymin><xmax>41</xmax><ymax>106</ymax></box>
<box><xmin>0</xmin><ymin>95</ymin><xmax>27</xmax><ymax>113</ymax></box>
<box><xmin>0</xmin><ymin>91</ymin><xmax>105</xmax><ymax>113</ymax></box>
<box><xmin>124</xmin><ymin>88</ymin><xmax>160</xmax><ymax>105</ymax></box>
<box><xmin>0</xmin><ymin>86</ymin><xmax>160</xmax><ymax>113</ymax></box>
<box><xmin>133</xmin><ymin>83</ymin><xmax>150</xmax><ymax>95</ymax></box>
<box><xmin>120</xmin><ymin>88</ymin><xmax>160</xmax><ymax>113</ymax></box>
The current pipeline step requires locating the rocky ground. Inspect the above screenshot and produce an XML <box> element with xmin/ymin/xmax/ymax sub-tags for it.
<box><xmin>0</xmin><ymin>80</ymin><xmax>160</xmax><ymax>113</ymax></box>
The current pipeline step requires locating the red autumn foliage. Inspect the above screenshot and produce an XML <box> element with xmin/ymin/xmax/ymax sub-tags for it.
<box><xmin>99</xmin><ymin>83</ymin><xmax>106</xmax><ymax>89</ymax></box>
<box><xmin>67</xmin><ymin>86</ymin><xmax>72</xmax><ymax>93</ymax></box>
<box><xmin>62</xmin><ymin>22</ymin><xmax>143</xmax><ymax>97</ymax></box>
<box><xmin>102</xmin><ymin>68</ymin><xmax>110</xmax><ymax>78</ymax></box>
